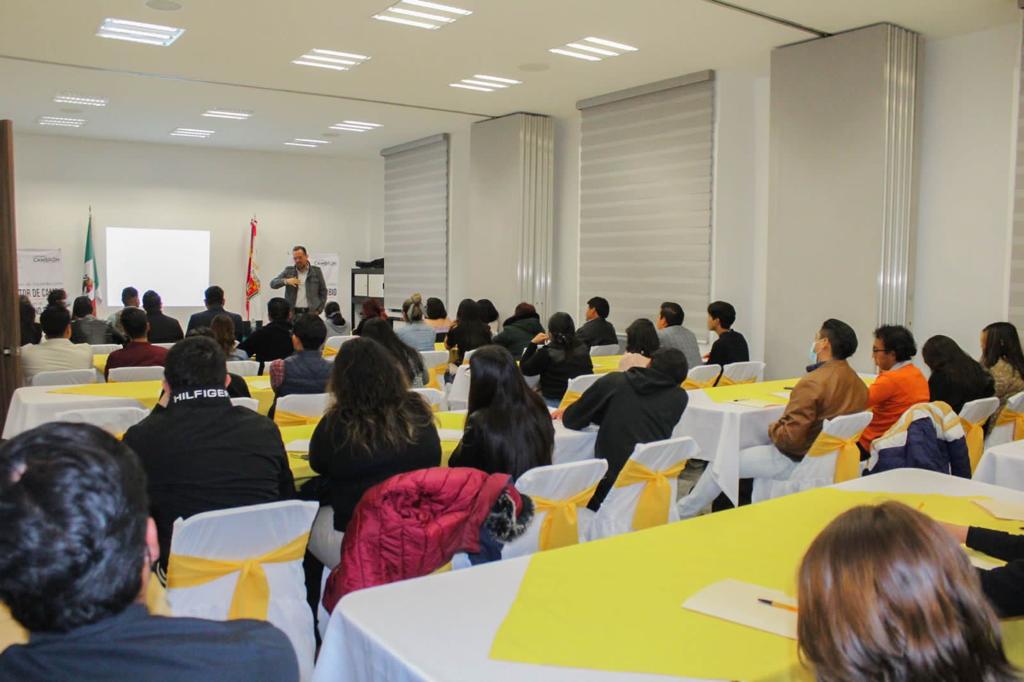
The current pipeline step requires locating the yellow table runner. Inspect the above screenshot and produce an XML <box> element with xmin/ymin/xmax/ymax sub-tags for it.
<box><xmin>434</xmin><ymin>342</ymin><xmax>446</xmax><ymax>352</ymax></box>
<box><xmin>93</xmin><ymin>353</ymin><xmax>108</xmax><ymax>374</ymax></box>
<box><xmin>590</xmin><ymin>355</ymin><xmax>622</xmax><ymax>375</ymax></box>
<box><xmin>701</xmin><ymin>378</ymin><xmax>797</xmax><ymax>405</ymax></box>
<box><xmin>50</xmin><ymin>376</ymin><xmax>275</xmax><ymax>415</ymax></box>
<box><xmin>490</xmin><ymin>488</ymin><xmax>1024</xmax><ymax>679</ymax></box>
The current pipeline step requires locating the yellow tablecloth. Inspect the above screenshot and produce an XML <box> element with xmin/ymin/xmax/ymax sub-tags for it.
<box><xmin>590</xmin><ymin>355</ymin><xmax>622</xmax><ymax>375</ymax></box>
<box><xmin>49</xmin><ymin>376</ymin><xmax>275</xmax><ymax>415</ymax></box>
<box><xmin>435</xmin><ymin>342</ymin><xmax>446</xmax><ymax>352</ymax></box>
<box><xmin>93</xmin><ymin>353</ymin><xmax>108</xmax><ymax>374</ymax></box>
<box><xmin>490</xmin><ymin>488</ymin><xmax>1024</xmax><ymax>679</ymax></box>
<box><xmin>701</xmin><ymin>378</ymin><xmax>798</xmax><ymax>405</ymax></box>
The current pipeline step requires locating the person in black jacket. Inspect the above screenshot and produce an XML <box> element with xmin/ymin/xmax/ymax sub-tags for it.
<box><xmin>238</xmin><ymin>297</ymin><xmax>294</xmax><ymax>365</ymax></box>
<box><xmin>561</xmin><ymin>348</ymin><xmax>689</xmax><ymax>509</ymax></box>
<box><xmin>123</xmin><ymin>336</ymin><xmax>293</xmax><ymax>571</ymax></box>
<box><xmin>449</xmin><ymin>345</ymin><xmax>554</xmax><ymax>479</ymax></box>
<box><xmin>521</xmin><ymin>312</ymin><xmax>593</xmax><ymax>407</ymax></box>
<box><xmin>185</xmin><ymin>286</ymin><xmax>245</xmax><ymax>342</ymax></box>
<box><xmin>705</xmin><ymin>300</ymin><xmax>749</xmax><ymax>369</ymax></box>
<box><xmin>942</xmin><ymin>522</ymin><xmax>1024</xmax><ymax>617</ymax></box>
<box><xmin>142</xmin><ymin>290</ymin><xmax>184</xmax><ymax>344</ymax></box>
<box><xmin>19</xmin><ymin>294</ymin><xmax>42</xmax><ymax>345</ymax></box>
<box><xmin>445</xmin><ymin>299</ymin><xmax>492</xmax><ymax>369</ymax></box>
<box><xmin>577</xmin><ymin>296</ymin><xmax>618</xmax><ymax>348</ymax></box>
<box><xmin>492</xmin><ymin>302</ymin><xmax>544</xmax><ymax>358</ymax></box>
<box><xmin>921</xmin><ymin>335</ymin><xmax>995</xmax><ymax>413</ymax></box>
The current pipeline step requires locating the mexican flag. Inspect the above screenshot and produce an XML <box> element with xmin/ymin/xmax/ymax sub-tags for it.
<box><xmin>245</xmin><ymin>217</ymin><xmax>261</xmax><ymax>320</ymax></box>
<box><xmin>82</xmin><ymin>209</ymin><xmax>101</xmax><ymax>313</ymax></box>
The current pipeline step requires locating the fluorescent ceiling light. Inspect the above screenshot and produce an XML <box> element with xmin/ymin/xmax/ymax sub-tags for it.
<box><xmin>202</xmin><ymin>109</ymin><xmax>251</xmax><ymax>120</ymax></box>
<box><xmin>38</xmin><ymin>116</ymin><xmax>86</xmax><ymax>128</ymax></box>
<box><xmin>450</xmin><ymin>74</ymin><xmax>522</xmax><ymax>93</ymax></box>
<box><xmin>401</xmin><ymin>0</ymin><xmax>472</xmax><ymax>15</ymax></box>
<box><xmin>284</xmin><ymin>142</ymin><xmax>318</xmax><ymax>148</ymax></box>
<box><xmin>313</xmin><ymin>48</ymin><xmax>370</xmax><ymax>60</ymax></box>
<box><xmin>583</xmin><ymin>36</ymin><xmax>638</xmax><ymax>52</ymax></box>
<box><xmin>473</xmin><ymin>74</ymin><xmax>521</xmax><ymax>84</ymax></box>
<box><xmin>301</xmin><ymin>54</ymin><xmax>359</xmax><ymax>65</ymax></box>
<box><xmin>462</xmin><ymin>79</ymin><xmax>507</xmax><ymax>88</ymax></box>
<box><xmin>293</xmin><ymin>49</ymin><xmax>369</xmax><ymax>72</ymax></box>
<box><xmin>450</xmin><ymin>83</ymin><xmax>494</xmax><ymax>92</ymax></box>
<box><xmin>96</xmin><ymin>18</ymin><xmax>184</xmax><ymax>46</ymax></box>
<box><xmin>548</xmin><ymin>48</ymin><xmax>601</xmax><ymax>62</ymax></box>
<box><xmin>171</xmin><ymin>127</ymin><xmax>214</xmax><ymax>138</ymax></box>
<box><xmin>550</xmin><ymin>37</ymin><xmax>639</xmax><ymax>62</ymax></box>
<box><xmin>292</xmin><ymin>60</ymin><xmax>348</xmax><ymax>71</ymax></box>
<box><xmin>388</xmin><ymin>7</ymin><xmax>455</xmax><ymax>23</ymax></box>
<box><xmin>373</xmin><ymin>0</ymin><xmax>470</xmax><ymax>30</ymax></box>
<box><xmin>566</xmin><ymin>42</ymin><xmax>618</xmax><ymax>57</ymax></box>
<box><xmin>372</xmin><ymin>14</ymin><xmax>439</xmax><ymax>29</ymax></box>
<box><xmin>330</xmin><ymin>125</ymin><xmax>369</xmax><ymax>132</ymax></box>
<box><xmin>294</xmin><ymin>138</ymin><xmax>330</xmax><ymax>145</ymax></box>
<box><xmin>342</xmin><ymin>120</ymin><xmax>381</xmax><ymax>128</ymax></box>
<box><xmin>53</xmin><ymin>93</ymin><xmax>108</xmax><ymax>107</ymax></box>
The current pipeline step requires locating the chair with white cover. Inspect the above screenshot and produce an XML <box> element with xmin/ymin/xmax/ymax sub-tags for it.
<box><xmin>30</xmin><ymin>368</ymin><xmax>100</xmax><ymax>387</ymax></box>
<box><xmin>958</xmin><ymin>397</ymin><xmax>999</xmax><ymax>473</ymax></box>
<box><xmin>412</xmin><ymin>387</ymin><xmax>446</xmax><ymax>412</ymax></box>
<box><xmin>226</xmin><ymin>360</ymin><xmax>261</xmax><ymax>377</ymax></box>
<box><xmin>719</xmin><ymin>361</ymin><xmax>765</xmax><ymax>386</ymax></box>
<box><xmin>90</xmin><ymin>343</ymin><xmax>121</xmax><ymax>354</ymax></box>
<box><xmin>586</xmin><ymin>436</ymin><xmax>699</xmax><ymax>541</ymax></box>
<box><xmin>165</xmin><ymin>500</ymin><xmax>318</xmax><ymax>682</ymax></box>
<box><xmin>420</xmin><ymin>350</ymin><xmax>449</xmax><ymax>389</ymax></box>
<box><xmin>446</xmin><ymin>365</ymin><xmax>471</xmax><ymax>411</ymax></box>
<box><xmin>589</xmin><ymin>344</ymin><xmax>619</xmax><ymax>357</ymax></box>
<box><xmin>230</xmin><ymin>397</ymin><xmax>260</xmax><ymax>412</ymax></box>
<box><xmin>502</xmin><ymin>460</ymin><xmax>608</xmax><ymax>559</ymax></box>
<box><xmin>986</xmin><ymin>391</ymin><xmax>1024</xmax><ymax>448</ymax></box>
<box><xmin>274</xmin><ymin>393</ymin><xmax>329</xmax><ymax>427</ymax></box>
<box><xmin>461</xmin><ymin>348</ymin><xmax>478</xmax><ymax>365</ymax></box>
<box><xmin>751</xmin><ymin>411</ymin><xmax>873</xmax><ymax>503</ymax></box>
<box><xmin>56</xmin><ymin>406</ymin><xmax>148</xmax><ymax>435</ymax></box>
<box><xmin>682</xmin><ymin>364</ymin><xmax>721</xmax><ymax>390</ymax></box>
<box><xmin>558</xmin><ymin>373</ymin><xmax>603</xmax><ymax>410</ymax></box>
<box><xmin>153</xmin><ymin>342</ymin><xmax>176</xmax><ymax>349</ymax></box>
<box><xmin>108</xmin><ymin>366</ymin><xmax>165</xmax><ymax>382</ymax></box>
<box><xmin>323</xmin><ymin>335</ymin><xmax>355</xmax><ymax>360</ymax></box>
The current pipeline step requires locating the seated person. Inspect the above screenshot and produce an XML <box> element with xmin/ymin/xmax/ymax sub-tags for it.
<box><xmin>268</xmin><ymin>314</ymin><xmax>333</xmax><ymax>397</ymax></box>
<box><xmin>656</xmin><ymin>301</ymin><xmax>702</xmax><ymax>370</ymax></box>
<box><xmin>705</xmin><ymin>300</ymin><xmax>749</xmax><ymax>367</ymax></box>
<box><xmin>450</xmin><ymin>345</ymin><xmax>554</xmax><ymax>479</ymax></box>
<box><xmin>69</xmin><ymin>295</ymin><xmax>116</xmax><ymax>344</ymax></box>
<box><xmin>211</xmin><ymin>314</ymin><xmax>249</xmax><ymax>361</ymax></box>
<box><xmin>577</xmin><ymin>296</ymin><xmax>618</xmax><ymax>348</ymax></box>
<box><xmin>0</xmin><ymin>422</ymin><xmax>299</xmax><ymax>681</ymax></box>
<box><xmin>396</xmin><ymin>293</ymin><xmax>437</xmax><ymax>351</ymax></box>
<box><xmin>123</xmin><ymin>336</ymin><xmax>293</xmax><ymax>571</ymax></box>
<box><xmin>424</xmin><ymin>297</ymin><xmax>453</xmax><ymax>335</ymax></box>
<box><xmin>19</xmin><ymin>306</ymin><xmax>93</xmax><ymax>382</ymax></box>
<box><xmin>562</xmin><ymin>348</ymin><xmax>689</xmax><ymax>508</ymax></box>
<box><xmin>106</xmin><ymin>286</ymin><xmax>141</xmax><ymax>343</ymax></box>
<box><xmin>444</xmin><ymin>299</ymin><xmax>492</xmax><ymax>368</ymax></box>
<box><xmin>142</xmin><ymin>290</ymin><xmax>184</xmax><ymax>344</ymax></box>
<box><xmin>493</xmin><ymin>302</ymin><xmax>544</xmax><ymax>358</ymax></box>
<box><xmin>323</xmin><ymin>301</ymin><xmax>350</xmax><ymax>338</ymax></box>
<box><xmin>238</xmin><ymin>297</ymin><xmax>293</xmax><ymax>364</ymax></box>
<box><xmin>308</xmin><ymin>338</ymin><xmax>441</xmax><ymax>567</ymax></box>
<box><xmin>860</xmin><ymin>325</ymin><xmax>930</xmax><ymax>452</ymax></box>
<box><xmin>185</xmin><ymin>286</ymin><xmax>244</xmax><ymax>342</ymax></box>
<box><xmin>104</xmin><ymin>308</ymin><xmax>168</xmax><ymax>380</ymax></box>
<box><xmin>942</xmin><ymin>522</ymin><xmax>1024</xmax><ymax>617</ymax></box>
<box><xmin>359</xmin><ymin>318</ymin><xmax>430</xmax><ymax>388</ymax></box>
<box><xmin>45</xmin><ymin>288</ymin><xmax>67</xmax><ymax>309</ymax></box>
<box><xmin>922</xmin><ymin>335</ymin><xmax>995</xmax><ymax>413</ymax></box>
<box><xmin>799</xmin><ymin>503</ymin><xmax>1016</xmax><ymax>681</ymax></box>
<box><xmin>19</xmin><ymin>295</ymin><xmax>41</xmax><ymax>345</ymax></box>
<box><xmin>980</xmin><ymin>322</ymin><xmax>1024</xmax><ymax>414</ymax></box>
<box><xmin>520</xmin><ymin>312</ymin><xmax>593</xmax><ymax>408</ymax></box>
<box><xmin>185</xmin><ymin>327</ymin><xmax>251</xmax><ymax>399</ymax></box>
<box><xmin>353</xmin><ymin>298</ymin><xmax>388</xmax><ymax>336</ymax></box>
<box><xmin>477</xmin><ymin>299</ymin><xmax>500</xmax><ymax>334</ymax></box>
<box><xmin>618</xmin><ymin>318</ymin><xmax>660</xmax><ymax>371</ymax></box>
<box><xmin>677</xmin><ymin>319</ymin><xmax>868</xmax><ymax>518</ymax></box>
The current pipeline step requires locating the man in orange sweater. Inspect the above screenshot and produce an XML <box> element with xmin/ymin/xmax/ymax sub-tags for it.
<box><xmin>859</xmin><ymin>325</ymin><xmax>930</xmax><ymax>452</ymax></box>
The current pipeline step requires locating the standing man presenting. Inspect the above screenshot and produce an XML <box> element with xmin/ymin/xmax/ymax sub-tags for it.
<box><xmin>270</xmin><ymin>246</ymin><xmax>327</xmax><ymax>316</ymax></box>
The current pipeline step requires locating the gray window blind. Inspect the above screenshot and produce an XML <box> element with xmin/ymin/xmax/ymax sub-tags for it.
<box><xmin>381</xmin><ymin>134</ymin><xmax>449</xmax><ymax>311</ymax></box>
<box><xmin>577</xmin><ymin>72</ymin><xmax>715</xmax><ymax>338</ymax></box>
<box><xmin>1010</xmin><ymin>21</ymin><xmax>1024</xmax><ymax>327</ymax></box>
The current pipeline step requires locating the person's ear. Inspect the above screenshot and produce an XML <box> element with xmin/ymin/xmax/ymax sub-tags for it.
<box><xmin>224</xmin><ymin>374</ymin><xmax>232</xmax><ymax>388</ymax></box>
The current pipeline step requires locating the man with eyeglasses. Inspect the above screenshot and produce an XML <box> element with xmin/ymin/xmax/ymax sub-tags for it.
<box><xmin>858</xmin><ymin>324</ymin><xmax>930</xmax><ymax>453</ymax></box>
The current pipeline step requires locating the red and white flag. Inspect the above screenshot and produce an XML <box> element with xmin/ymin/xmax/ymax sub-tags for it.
<box><xmin>244</xmin><ymin>217</ymin><xmax>260</xmax><ymax>320</ymax></box>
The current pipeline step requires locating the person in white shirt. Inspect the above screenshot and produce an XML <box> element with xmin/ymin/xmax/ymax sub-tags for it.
<box><xmin>20</xmin><ymin>306</ymin><xmax>94</xmax><ymax>382</ymax></box>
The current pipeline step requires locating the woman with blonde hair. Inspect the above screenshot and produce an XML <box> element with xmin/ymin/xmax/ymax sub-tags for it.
<box><xmin>396</xmin><ymin>293</ymin><xmax>435</xmax><ymax>351</ymax></box>
<box><xmin>798</xmin><ymin>502</ymin><xmax>1016</xmax><ymax>681</ymax></box>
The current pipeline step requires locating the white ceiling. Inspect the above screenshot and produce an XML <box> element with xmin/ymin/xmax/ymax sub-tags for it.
<box><xmin>0</xmin><ymin>0</ymin><xmax>1017</xmax><ymax>158</ymax></box>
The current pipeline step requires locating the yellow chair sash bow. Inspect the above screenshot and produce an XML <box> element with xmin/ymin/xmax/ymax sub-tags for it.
<box><xmin>806</xmin><ymin>432</ymin><xmax>863</xmax><ymax>483</ymax></box>
<box><xmin>612</xmin><ymin>459</ymin><xmax>689</xmax><ymax>531</ymax></box>
<box><xmin>322</xmin><ymin>345</ymin><xmax>339</xmax><ymax>358</ymax></box>
<box><xmin>166</xmin><ymin>532</ymin><xmax>309</xmax><ymax>621</ymax></box>
<box><xmin>682</xmin><ymin>377</ymin><xmax>716</xmax><ymax>390</ymax></box>
<box><xmin>716</xmin><ymin>375</ymin><xmax>756</xmax><ymax>387</ymax></box>
<box><xmin>960</xmin><ymin>417</ymin><xmax>988</xmax><ymax>474</ymax></box>
<box><xmin>995</xmin><ymin>407</ymin><xmax>1024</xmax><ymax>442</ymax></box>
<box><xmin>273</xmin><ymin>410</ymin><xmax>321</xmax><ymax>427</ymax></box>
<box><xmin>558</xmin><ymin>390</ymin><xmax>584</xmax><ymax>411</ymax></box>
<box><xmin>427</xmin><ymin>362</ymin><xmax>448</xmax><ymax>390</ymax></box>
<box><xmin>530</xmin><ymin>484</ymin><xmax>599</xmax><ymax>550</ymax></box>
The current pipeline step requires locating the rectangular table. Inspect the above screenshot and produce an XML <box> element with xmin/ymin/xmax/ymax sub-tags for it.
<box><xmin>975</xmin><ymin>440</ymin><xmax>1024</xmax><ymax>491</ymax></box>
<box><xmin>313</xmin><ymin>469</ymin><xmax>1024</xmax><ymax>681</ymax></box>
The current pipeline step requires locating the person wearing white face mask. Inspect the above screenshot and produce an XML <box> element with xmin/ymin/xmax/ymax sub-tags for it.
<box><xmin>677</xmin><ymin>319</ymin><xmax>868</xmax><ymax>518</ymax></box>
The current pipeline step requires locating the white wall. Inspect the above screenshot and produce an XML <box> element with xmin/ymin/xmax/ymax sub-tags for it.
<box><xmin>13</xmin><ymin>133</ymin><xmax>383</xmax><ymax>327</ymax></box>
<box><xmin>913</xmin><ymin>22</ymin><xmax>1020</xmax><ymax>356</ymax></box>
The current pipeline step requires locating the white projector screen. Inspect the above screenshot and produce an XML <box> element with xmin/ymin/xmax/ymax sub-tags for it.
<box><xmin>106</xmin><ymin>227</ymin><xmax>211</xmax><ymax>307</ymax></box>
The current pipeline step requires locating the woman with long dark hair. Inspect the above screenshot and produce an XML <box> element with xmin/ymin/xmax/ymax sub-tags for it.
<box><xmin>618</xmin><ymin>318</ymin><xmax>660</xmax><ymax>371</ymax></box>
<box><xmin>981</xmin><ymin>322</ymin><xmax>1024</xmax><ymax>412</ymax></box>
<box><xmin>449</xmin><ymin>345</ymin><xmax>554</xmax><ymax>479</ymax></box>
<box><xmin>445</xmin><ymin>298</ymin><xmax>492</xmax><ymax>368</ymax></box>
<box><xmin>308</xmin><ymin>337</ymin><xmax>440</xmax><ymax>565</ymax></box>
<box><xmin>477</xmin><ymin>299</ymin><xmax>500</xmax><ymax>333</ymax></box>
<box><xmin>359</xmin><ymin>318</ymin><xmax>429</xmax><ymax>388</ymax></box>
<box><xmin>19</xmin><ymin>295</ymin><xmax>41</xmax><ymax>345</ymax></box>
<box><xmin>798</xmin><ymin>502</ymin><xmax>1017</xmax><ymax>681</ymax></box>
<box><xmin>353</xmin><ymin>298</ymin><xmax>387</xmax><ymax>336</ymax></box>
<box><xmin>922</xmin><ymin>335</ymin><xmax>994</xmax><ymax>413</ymax></box>
<box><xmin>521</xmin><ymin>312</ymin><xmax>594</xmax><ymax>407</ymax></box>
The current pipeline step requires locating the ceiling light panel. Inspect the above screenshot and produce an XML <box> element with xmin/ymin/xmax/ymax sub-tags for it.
<box><xmin>449</xmin><ymin>74</ymin><xmax>522</xmax><ymax>93</ymax></box>
<box><xmin>171</xmin><ymin>127</ymin><xmax>214</xmax><ymax>138</ymax></box>
<box><xmin>549</xmin><ymin>36</ymin><xmax>638</xmax><ymax>62</ymax></box>
<box><xmin>53</xmin><ymin>93</ymin><xmax>108</xmax><ymax>107</ymax></box>
<box><xmin>96</xmin><ymin>18</ymin><xmax>184</xmax><ymax>46</ymax></box>
<box><xmin>329</xmin><ymin>120</ymin><xmax>382</xmax><ymax>132</ymax></box>
<box><xmin>373</xmin><ymin>0</ymin><xmax>471</xmax><ymax>30</ymax></box>
<box><xmin>292</xmin><ymin>49</ymin><xmax>370</xmax><ymax>72</ymax></box>
<box><xmin>285</xmin><ymin>138</ymin><xmax>330</xmax><ymax>148</ymax></box>
<box><xmin>202</xmin><ymin>109</ymin><xmax>251</xmax><ymax>120</ymax></box>
<box><xmin>39</xmin><ymin>116</ymin><xmax>86</xmax><ymax>128</ymax></box>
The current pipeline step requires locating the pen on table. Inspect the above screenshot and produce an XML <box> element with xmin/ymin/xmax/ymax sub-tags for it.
<box><xmin>758</xmin><ymin>598</ymin><xmax>798</xmax><ymax>613</ymax></box>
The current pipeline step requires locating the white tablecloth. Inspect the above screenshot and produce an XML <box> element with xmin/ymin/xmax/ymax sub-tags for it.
<box><xmin>672</xmin><ymin>391</ymin><xmax>784</xmax><ymax>505</ymax></box>
<box><xmin>2</xmin><ymin>386</ymin><xmax>144</xmax><ymax>439</ymax></box>
<box><xmin>314</xmin><ymin>469</ymin><xmax>1014</xmax><ymax>682</ymax></box>
<box><xmin>974</xmin><ymin>440</ymin><xmax>1024</xmax><ymax>491</ymax></box>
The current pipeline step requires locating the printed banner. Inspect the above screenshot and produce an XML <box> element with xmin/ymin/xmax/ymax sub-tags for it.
<box><xmin>18</xmin><ymin>248</ymin><xmax>64</xmax><ymax>311</ymax></box>
<box><xmin>311</xmin><ymin>252</ymin><xmax>339</xmax><ymax>301</ymax></box>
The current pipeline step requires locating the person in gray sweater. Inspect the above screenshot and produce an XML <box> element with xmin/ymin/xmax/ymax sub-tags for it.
<box><xmin>656</xmin><ymin>301</ymin><xmax>702</xmax><ymax>370</ymax></box>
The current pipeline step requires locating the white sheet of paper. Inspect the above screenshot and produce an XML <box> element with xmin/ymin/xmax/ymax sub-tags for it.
<box><xmin>964</xmin><ymin>546</ymin><xmax>1007</xmax><ymax>570</ymax></box>
<box><xmin>682</xmin><ymin>579</ymin><xmax>797</xmax><ymax>639</ymax></box>
<box><xmin>972</xmin><ymin>498</ymin><xmax>1024</xmax><ymax>522</ymax></box>
<box><xmin>285</xmin><ymin>439</ymin><xmax>311</xmax><ymax>453</ymax></box>
<box><xmin>771</xmin><ymin>391</ymin><xmax>792</xmax><ymax>400</ymax></box>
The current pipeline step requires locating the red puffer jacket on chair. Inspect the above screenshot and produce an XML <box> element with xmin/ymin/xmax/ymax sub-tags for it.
<box><xmin>322</xmin><ymin>467</ymin><xmax>532</xmax><ymax>612</ymax></box>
